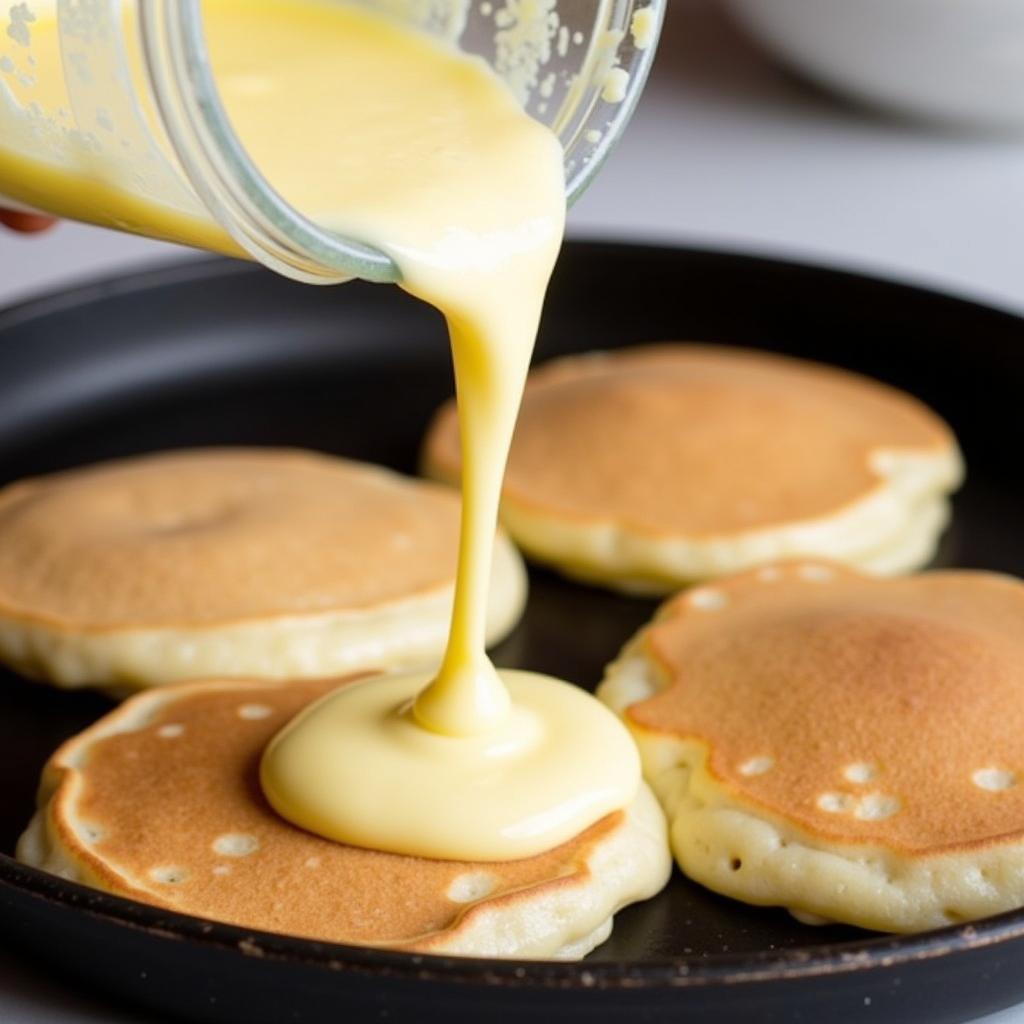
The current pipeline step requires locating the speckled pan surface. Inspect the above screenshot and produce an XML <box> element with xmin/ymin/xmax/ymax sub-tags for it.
<box><xmin>1</xmin><ymin>244</ymin><xmax>1023</xmax><ymax>1024</ymax></box>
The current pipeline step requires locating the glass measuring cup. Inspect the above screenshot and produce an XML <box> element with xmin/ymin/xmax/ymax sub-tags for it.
<box><xmin>0</xmin><ymin>0</ymin><xmax>663</xmax><ymax>283</ymax></box>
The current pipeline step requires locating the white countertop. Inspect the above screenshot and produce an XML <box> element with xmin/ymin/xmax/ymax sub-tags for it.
<box><xmin>2</xmin><ymin>2</ymin><xmax>1023</xmax><ymax>1020</ymax></box>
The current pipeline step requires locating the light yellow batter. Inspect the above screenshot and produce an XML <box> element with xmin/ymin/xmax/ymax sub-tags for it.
<box><xmin>263</xmin><ymin>671</ymin><xmax>640</xmax><ymax>861</ymax></box>
<box><xmin>240</xmin><ymin>1</ymin><xmax>641</xmax><ymax>859</ymax></box>
<box><xmin>0</xmin><ymin>2</ymin><xmax>641</xmax><ymax>860</ymax></box>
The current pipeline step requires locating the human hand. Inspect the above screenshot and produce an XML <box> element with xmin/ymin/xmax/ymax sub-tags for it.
<box><xmin>0</xmin><ymin>209</ymin><xmax>56</xmax><ymax>233</ymax></box>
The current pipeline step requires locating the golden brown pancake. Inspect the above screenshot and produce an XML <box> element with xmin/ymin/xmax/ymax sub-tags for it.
<box><xmin>598</xmin><ymin>563</ymin><xmax>1024</xmax><ymax>932</ymax></box>
<box><xmin>0</xmin><ymin>448</ymin><xmax>526</xmax><ymax>691</ymax></box>
<box><xmin>18</xmin><ymin>675</ymin><xmax>671</xmax><ymax>958</ymax></box>
<box><xmin>423</xmin><ymin>345</ymin><xmax>963</xmax><ymax>592</ymax></box>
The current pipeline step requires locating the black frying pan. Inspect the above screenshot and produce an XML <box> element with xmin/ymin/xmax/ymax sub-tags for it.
<box><xmin>1</xmin><ymin>243</ymin><xmax>1023</xmax><ymax>1023</ymax></box>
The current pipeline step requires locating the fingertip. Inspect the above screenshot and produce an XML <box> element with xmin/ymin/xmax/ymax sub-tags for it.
<box><xmin>0</xmin><ymin>210</ymin><xmax>58</xmax><ymax>233</ymax></box>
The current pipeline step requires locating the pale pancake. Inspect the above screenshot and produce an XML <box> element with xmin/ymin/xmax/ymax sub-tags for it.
<box><xmin>17</xmin><ymin>675</ymin><xmax>671</xmax><ymax>959</ymax></box>
<box><xmin>423</xmin><ymin>345</ymin><xmax>964</xmax><ymax>592</ymax></box>
<box><xmin>599</xmin><ymin>564</ymin><xmax>1024</xmax><ymax>933</ymax></box>
<box><xmin>0</xmin><ymin>449</ymin><xmax>526</xmax><ymax>691</ymax></box>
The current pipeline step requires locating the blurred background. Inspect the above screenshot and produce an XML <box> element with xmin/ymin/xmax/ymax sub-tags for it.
<box><xmin>1</xmin><ymin>0</ymin><xmax>1023</xmax><ymax>312</ymax></box>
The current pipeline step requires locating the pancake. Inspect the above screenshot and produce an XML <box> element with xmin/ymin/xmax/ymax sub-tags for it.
<box><xmin>423</xmin><ymin>344</ymin><xmax>964</xmax><ymax>593</ymax></box>
<box><xmin>0</xmin><ymin>448</ymin><xmax>526</xmax><ymax>692</ymax></box>
<box><xmin>598</xmin><ymin>563</ymin><xmax>1024</xmax><ymax>933</ymax></box>
<box><xmin>17</xmin><ymin>674</ymin><xmax>671</xmax><ymax>959</ymax></box>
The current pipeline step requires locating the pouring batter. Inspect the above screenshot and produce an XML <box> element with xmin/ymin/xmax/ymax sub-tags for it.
<box><xmin>241</xmin><ymin>0</ymin><xmax>642</xmax><ymax>860</ymax></box>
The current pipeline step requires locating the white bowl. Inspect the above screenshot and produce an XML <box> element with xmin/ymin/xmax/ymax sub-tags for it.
<box><xmin>728</xmin><ymin>0</ymin><xmax>1024</xmax><ymax>131</ymax></box>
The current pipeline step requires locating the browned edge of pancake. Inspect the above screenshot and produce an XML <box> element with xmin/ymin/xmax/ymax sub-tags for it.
<box><xmin>423</xmin><ymin>344</ymin><xmax>961</xmax><ymax>538</ymax></box>
<box><xmin>625</xmin><ymin>562</ymin><xmax>1024</xmax><ymax>855</ymax></box>
<box><xmin>0</xmin><ymin>448</ymin><xmax>466</xmax><ymax>632</ymax></box>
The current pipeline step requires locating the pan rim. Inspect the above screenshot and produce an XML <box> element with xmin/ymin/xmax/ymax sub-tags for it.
<box><xmin>4</xmin><ymin>853</ymin><xmax>1024</xmax><ymax>989</ymax></box>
